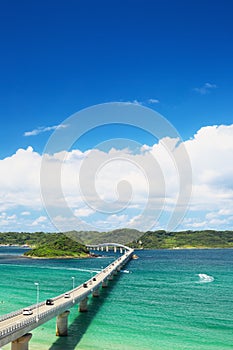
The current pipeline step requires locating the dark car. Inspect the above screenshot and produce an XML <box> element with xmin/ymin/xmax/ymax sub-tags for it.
<box><xmin>93</xmin><ymin>277</ymin><xmax>96</xmax><ymax>282</ymax></box>
<box><xmin>46</xmin><ymin>299</ymin><xmax>54</xmax><ymax>305</ymax></box>
<box><xmin>83</xmin><ymin>283</ymin><xmax>88</xmax><ymax>288</ymax></box>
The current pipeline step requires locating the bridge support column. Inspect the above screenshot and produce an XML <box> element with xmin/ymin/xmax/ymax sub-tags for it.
<box><xmin>106</xmin><ymin>246</ymin><xmax>109</xmax><ymax>252</ymax></box>
<box><xmin>92</xmin><ymin>288</ymin><xmax>99</xmax><ymax>297</ymax></box>
<box><xmin>79</xmin><ymin>297</ymin><xmax>88</xmax><ymax>312</ymax></box>
<box><xmin>11</xmin><ymin>333</ymin><xmax>32</xmax><ymax>350</ymax></box>
<box><xmin>108</xmin><ymin>274</ymin><xmax>113</xmax><ymax>281</ymax></box>
<box><xmin>56</xmin><ymin>310</ymin><xmax>70</xmax><ymax>336</ymax></box>
<box><xmin>113</xmin><ymin>270</ymin><xmax>118</xmax><ymax>275</ymax></box>
<box><xmin>102</xmin><ymin>280</ymin><xmax>108</xmax><ymax>288</ymax></box>
<box><xmin>120</xmin><ymin>248</ymin><xmax>123</xmax><ymax>254</ymax></box>
<box><xmin>114</xmin><ymin>246</ymin><xmax>117</xmax><ymax>253</ymax></box>
<box><xmin>117</xmin><ymin>266</ymin><xmax>121</xmax><ymax>271</ymax></box>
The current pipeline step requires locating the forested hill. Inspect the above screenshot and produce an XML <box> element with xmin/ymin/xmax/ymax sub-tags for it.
<box><xmin>24</xmin><ymin>234</ymin><xmax>89</xmax><ymax>258</ymax></box>
<box><xmin>0</xmin><ymin>229</ymin><xmax>233</xmax><ymax>250</ymax></box>
<box><xmin>0</xmin><ymin>228</ymin><xmax>142</xmax><ymax>246</ymax></box>
<box><xmin>66</xmin><ymin>228</ymin><xmax>142</xmax><ymax>245</ymax></box>
<box><xmin>129</xmin><ymin>230</ymin><xmax>233</xmax><ymax>249</ymax></box>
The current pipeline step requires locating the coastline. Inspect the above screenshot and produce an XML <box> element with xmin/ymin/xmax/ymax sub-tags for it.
<box><xmin>23</xmin><ymin>253</ymin><xmax>96</xmax><ymax>259</ymax></box>
<box><xmin>132</xmin><ymin>246</ymin><xmax>233</xmax><ymax>250</ymax></box>
<box><xmin>0</xmin><ymin>244</ymin><xmax>29</xmax><ymax>247</ymax></box>
<box><xmin>2</xmin><ymin>243</ymin><xmax>232</xmax><ymax>251</ymax></box>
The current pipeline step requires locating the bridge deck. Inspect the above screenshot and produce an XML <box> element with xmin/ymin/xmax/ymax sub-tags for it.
<box><xmin>0</xmin><ymin>246</ymin><xmax>134</xmax><ymax>347</ymax></box>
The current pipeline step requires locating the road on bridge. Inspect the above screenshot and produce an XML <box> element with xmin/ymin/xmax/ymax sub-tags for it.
<box><xmin>0</xmin><ymin>247</ymin><xmax>134</xmax><ymax>348</ymax></box>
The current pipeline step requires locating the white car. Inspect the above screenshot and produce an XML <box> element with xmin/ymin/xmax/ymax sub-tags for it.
<box><xmin>22</xmin><ymin>308</ymin><xmax>33</xmax><ymax>315</ymax></box>
<box><xmin>64</xmin><ymin>293</ymin><xmax>70</xmax><ymax>298</ymax></box>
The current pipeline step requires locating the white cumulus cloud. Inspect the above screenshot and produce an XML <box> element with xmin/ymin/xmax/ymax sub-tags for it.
<box><xmin>31</xmin><ymin>216</ymin><xmax>48</xmax><ymax>226</ymax></box>
<box><xmin>0</xmin><ymin>124</ymin><xmax>233</xmax><ymax>231</ymax></box>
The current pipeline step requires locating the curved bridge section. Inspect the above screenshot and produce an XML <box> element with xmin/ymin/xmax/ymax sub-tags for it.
<box><xmin>87</xmin><ymin>242</ymin><xmax>131</xmax><ymax>253</ymax></box>
<box><xmin>0</xmin><ymin>244</ymin><xmax>134</xmax><ymax>349</ymax></box>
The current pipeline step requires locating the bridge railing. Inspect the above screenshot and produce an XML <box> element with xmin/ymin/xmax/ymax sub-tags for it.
<box><xmin>0</xmin><ymin>309</ymin><xmax>23</xmax><ymax>323</ymax></box>
<box><xmin>0</xmin><ymin>247</ymin><xmax>134</xmax><ymax>342</ymax></box>
<box><xmin>0</xmin><ymin>299</ymin><xmax>47</xmax><ymax>323</ymax></box>
<box><xmin>0</xmin><ymin>286</ymin><xmax>95</xmax><ymax>341</ymax></box>
<box><xmin>0</xmin><ymin>299</ymin><xmax>74</xmax><ymax>339</ymax></box>
<box><xmin>0</xmin><ymin>315</ymin><xmax>37</xmax><ymax>338</ymax></box>
<box><xmin>0</xmin><ymin>250</ymin><xmax>132</xmax><ymax>323</ymax></box>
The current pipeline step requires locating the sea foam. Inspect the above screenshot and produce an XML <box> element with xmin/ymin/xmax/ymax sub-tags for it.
<box><xmin>198</xmin><ymin>273</ymin><xmax>214</xmax><ymax>283</ymax></box>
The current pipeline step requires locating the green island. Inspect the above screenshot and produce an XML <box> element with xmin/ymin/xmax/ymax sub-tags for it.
<box><xmin>0</xmin><ymin>229</ymin><xmax>233</xmax><ymax>257</ymax></box>
<box><xmin>23</xmin><ymin>233</ymin><xmax>89</xmax><ymax>258</ymax></box>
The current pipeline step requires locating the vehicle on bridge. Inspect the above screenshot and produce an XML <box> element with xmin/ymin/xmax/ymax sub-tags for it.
<box><xmin>22</xmin><ymin>308</ymin><xmax>33</xmax><ymax>315</ymax></box>
<box><xmin>0</xmin><ymin>243</ymin><xmax>134</xmax><ymax>349</ymax></box>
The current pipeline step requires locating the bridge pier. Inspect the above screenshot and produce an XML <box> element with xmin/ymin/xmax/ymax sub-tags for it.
<box><xmin>79</xmin><ymin>297</ymin><xmax>88</xmax><ymax>312</ymax></box>
<box><xmin>108</xmin><ymin>274</ymin><xmax>113</xmax><ymax>281</ymax></box>
<box><xmin>11</xmin><ymin>333</ymin><xmax>32</xmax><ymax>350</ymax></box>
<box><xmin>102</xmin><ymin>279</ymin><xmax>108</xmax><ymax>288</ymax></box>
<box><xmin>92</xmin><ymin>287</ymin><xmax>99</xmax><ymax>297</ymax></box>
<box><xmin>0</xmin><ymin>245</ymin><xmax>134</xmax><ymax>349</ymax></box>
<box><xmin>56</xmin><ymin>310</ymin><xmax>70</xmax><ymax>336</ymax></box>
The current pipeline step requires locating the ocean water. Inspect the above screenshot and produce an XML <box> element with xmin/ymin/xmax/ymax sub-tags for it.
<box><xmin>0</xmin><ymin>247</ymin><xmax>232</xmax><ymax>349</ymax></box>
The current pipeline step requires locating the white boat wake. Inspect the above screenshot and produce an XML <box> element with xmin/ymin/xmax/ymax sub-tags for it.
<box><xmin>198</xmin><ymin>273</ymin><xmax>214</xmax><ymax>283</ymax></box>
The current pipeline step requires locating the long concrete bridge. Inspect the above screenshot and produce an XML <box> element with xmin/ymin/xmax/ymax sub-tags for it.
<box><xmin>0</xmin><ymin>243</ymin><xmax>134</xmax><ymax>349</ymax></box>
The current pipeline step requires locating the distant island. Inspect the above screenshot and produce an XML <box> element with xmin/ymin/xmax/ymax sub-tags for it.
<box><xmin>0</xmin><ymin>229</ymin><xmax>232</xmax><ymax>257</ymax></box>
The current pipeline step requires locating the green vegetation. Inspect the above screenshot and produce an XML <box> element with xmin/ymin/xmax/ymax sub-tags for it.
<box><xmin>66</xmin><ymin>228</ymin><xmax>142</xmax><ymax>245</ymax></box>
<box><xmin>24</xmin><ymin>234</ymin><xmax>89</xmax><ymax>258</ymax></box>
<box><xmin>0</xmin><ymin>232</ymin><xmax>89</xmax><ymax>258</ymax></box>
<box><xmin>0</xmin><ymin>231</ymin><xmax>46</xmax><ymax>246</ymax></box>
<box><xmin>0</xmin><ymin>228</ymin><xmax>142</xmax><ymax>247</ymax></box>
<box><xmin>0</xmin><ymin>229</ymin><xmax>233</xmax><ymax>254</ymax></box>
<box><xmin>129</xmin><ymin>230</ymin><xmax>233</xmax><ymax>249</ymax></box>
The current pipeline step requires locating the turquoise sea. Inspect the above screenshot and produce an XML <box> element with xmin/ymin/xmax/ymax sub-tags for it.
<box><xmin>0</xmin><ymin>247</ymin><xmax>232</xmax><ymax>349</ymax></box>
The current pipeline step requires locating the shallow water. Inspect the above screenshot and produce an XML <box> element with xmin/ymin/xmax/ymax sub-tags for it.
<box><xmin>0</xmin><ymin>247</ymin><xmax>232</xmax><ymax>349</ymax></box>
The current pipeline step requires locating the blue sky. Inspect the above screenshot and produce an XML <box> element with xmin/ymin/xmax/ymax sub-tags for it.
<box><xmin>0</xmin><ymin>0</ymin><xmax>233</xmax><ymax>232</ymax></box>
